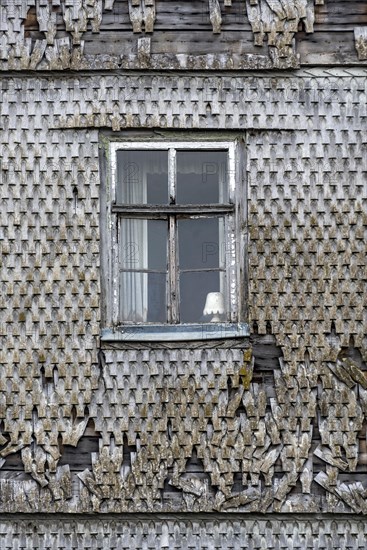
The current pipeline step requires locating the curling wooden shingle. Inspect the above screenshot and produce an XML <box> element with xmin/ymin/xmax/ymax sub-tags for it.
<box><xmin>209</xmin><ymin>0</ymin><xmax>222</xmax><ymax>34</ymax></box>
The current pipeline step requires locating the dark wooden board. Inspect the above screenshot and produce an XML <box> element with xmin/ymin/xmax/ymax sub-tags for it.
<box><xmin>83</xmin><ymin>29</ymin><xmax>265</xmax><ymax>57</ymax></box>
<box><xmin>314</xmin><ymin>0</ymin><xmax>367</xmax><ymax>25</ymax></box>
<box><xmin>297</xmin><ymin>30</ymin><xmax>360</xmax><ymax>65</ymax></box>
<box><xmin>23</xmin><ymin>0</ymin><xmax>367</xmax><ymax>66</ymax></box>
<box><xmin>100</xmin><ymin>0</ymin><xmax>250</xmax><ymax>31</ymax></box>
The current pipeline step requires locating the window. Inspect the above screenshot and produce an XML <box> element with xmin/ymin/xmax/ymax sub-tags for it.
<box><xmin>102</xmin><ymin>138</ymin><xmax>248</xmax><ymax>340</ymax></box>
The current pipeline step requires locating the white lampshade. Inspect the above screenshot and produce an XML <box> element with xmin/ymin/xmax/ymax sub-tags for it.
<box><xmin>203</xmin><ymin>292</ymin><xmax>225</xmax><ymax>322</ymax></box>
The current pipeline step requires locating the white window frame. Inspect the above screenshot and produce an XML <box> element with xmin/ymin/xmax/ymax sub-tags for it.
<box><xmin>101</xmin><ymin>137</ymin><xmax>249</xmax><ymax>341</ymax></box>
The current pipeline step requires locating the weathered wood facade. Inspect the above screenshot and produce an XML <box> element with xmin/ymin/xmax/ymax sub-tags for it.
<box><xmin>0</xmin><ymin>0</ymin><xmax>367</xmax><ymax>548</ymax></box>
<box><xmin>2</xmin><ymin>0</ymin><xmax>367</xmax><ymax>69</ymax></box>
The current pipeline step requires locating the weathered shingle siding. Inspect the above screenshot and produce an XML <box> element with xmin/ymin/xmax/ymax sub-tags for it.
<box><xmin>1</xmin><ymin>0</ymin><xmax>367</xmax><ymax>546</ymax></box>
<box><xmin>1</xmin><ymin>515</ymin><xmax>367</xmax><ymax>549</ymax></box>
<box><xmin>0</xmin><ymin>70</ymin><xmax>366</xmax><ymax>517</ymax></box>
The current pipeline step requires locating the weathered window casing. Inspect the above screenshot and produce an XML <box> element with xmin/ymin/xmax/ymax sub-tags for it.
<box><xmin>101</xmin><ymin>136</ymin><xmax>249</xmax><ymax>341</ymax></box>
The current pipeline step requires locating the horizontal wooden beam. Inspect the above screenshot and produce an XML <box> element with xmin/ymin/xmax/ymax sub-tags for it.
<box><xmin>112</xmin><ymin>204</ymin><xmax>235</xmax><ymax>215</ymax></box>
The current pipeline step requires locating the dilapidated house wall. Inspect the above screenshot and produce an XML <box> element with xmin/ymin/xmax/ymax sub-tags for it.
<box><xmin>0</xmin><ymin>1</ymin><xmax>367</xmax><ymax>548</ymax></box>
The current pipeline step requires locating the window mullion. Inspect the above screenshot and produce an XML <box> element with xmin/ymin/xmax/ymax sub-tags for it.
<box><xmin>168</xmin><ymin>215</ymin><xmax>179</xmax><ymax>323</ymax></box>
<box><xmin>226</xmin><ymin>214</ymin><xmax>237</xmax><ymax>323</ymax></box>
<box><xmin>168</xmin><ymin>148</ymin><xmax>178</xmax><ymax>323</ymax></box>
<box><xmin>168</xmin><ymin>148</ymin><xmax>176</xmax><ymax>204</ymax></box>
<box><xmin>113</xmin><ymin>213</ymin><xmax>120</xmax><ymax>326</ymax></box>
<box><xmin>237</xmin><ymin>137</ymin><xmax>248</xmax><ymax>323</ymax></box>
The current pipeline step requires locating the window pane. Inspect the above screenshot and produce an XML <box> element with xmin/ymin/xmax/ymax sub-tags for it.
<box><xmin>119</xmin><ymin>272</ymin><xmax>166</xmax><ymax>323</ymax></box>
<box><xmin>119</xmin><ymin>219</ymin><xmax>167</xmax><ymax>271</ymax></box>
<box><xmin>148</xmin><ymin>220</ymin><xmax>168</xmax><ymax>271</ymax></box>
<box><xmin>119</xmin><ymin>219</ymin><xmax>167</xmax><ymax>322</ymax></box>
<box><xmin>176</xmin><ymin>151</ymin><xmax>227</xmax><ymax>204</ymax></box>
<box><xmin>178</xmin><ymin>217</ymin><xmax>224</xmax><ymax>270</ymax></box>
<box><xmin>147</xmin><ymin>273</ymin><xmax>167</xmax><ymax>322</ymax></box>
<box><xmin>116</xmin><ymin>150</ymin><xmax>168</xmax><ymax>204</ymax></box>
<box><xmin>119</xmin><ymin>271</ymin><xmax>147</xmax><ymax>322</ymax></box>
<box><xmin>180</xmin><ymin>271</ymin><xmax>226</xmax><ymax>323</ymax></box>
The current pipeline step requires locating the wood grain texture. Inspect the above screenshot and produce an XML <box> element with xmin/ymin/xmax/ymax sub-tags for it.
<box><xmin>1</xmin><ymin>0</ymin><xmax>367</xmax><ymax>70</ymax></box>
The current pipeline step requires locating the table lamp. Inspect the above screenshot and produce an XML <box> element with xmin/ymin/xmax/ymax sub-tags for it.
<box><xmin>203</xmin><ymin>292</ymin><xmax>225</xmax><ymax>322</ymax></box>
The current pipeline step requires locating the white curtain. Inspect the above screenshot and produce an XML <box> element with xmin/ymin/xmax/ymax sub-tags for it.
<box><xmin>119</xmin><ymin>219</ymin><xmax>148</xmax><ymax>322</ymax></box>
<box><xmin>117</xmin><ymin>152</ymin><xmax>148</xmax><ymax>322</ymax></box>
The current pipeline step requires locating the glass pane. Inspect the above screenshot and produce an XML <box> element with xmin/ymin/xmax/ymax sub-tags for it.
<box><xmin>119</xmin><ymin>219</ymin><xmax>167</xmax><ymax>270</ymax></box>
<box><xmin>147</xmin><ymin>273</ymin><xmax>166</xmax><ymax>322</ymax></box>
<box><xmin>119</xmin><ymin>272</ymin><xmax>166</xmax><ymax>323</ymax></box>
<box><xmin>178</xmin><ymin>217</ymin><xmax>224</xmax><ymax>270</ymax></box>
<box><xmin>116</xmin><ymin>150</ymin><xmax>168</xmax><ymax>204</ymax></box>
<box><xmin>176</xmin><ymin>151</ymin><xmax>227</xmax><ymax>204</ymax></box>
<box><xmin>119</xmin><ymin>270</ymin><xmax>147</xmax><ymax>322</ymax></box>
<box><xmin>180</xmin><ymin>271</ymin><xmax>225</xmax><ymax>323</ymax></box>
<box><xmin>148</xmin><ymin>220</ymin><xmax>167</xmax><ymax>271</ymax></box>
<box><xmin>119</xmin><ymin>219</ymin><xmax>167</xmax><ymax>323</ymax></box>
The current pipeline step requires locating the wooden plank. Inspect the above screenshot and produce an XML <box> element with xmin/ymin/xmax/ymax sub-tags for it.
<box><xmin>251</xmin><ymin>334</ymin><xmax>283</xmax><ymax>371</ymax></box>
<box><xmin>297</xmin><ymin>30</ymin><xmax>362</xmax><ymax>65</ymax></box>
<box><xmin>23</xmin><ymin>0</ymin><xmax>367</xmax><ymax>31</ymax></box>
<box><xmin>112</xmin><ymin>205</ymin><xmax>234</xmax><ymax>214</ymax></box>
<box><xmin>99</xmin><ymin>0</ymin><xmax>367</xmax><ymax>29</ymax></box>
<box><xmin>315</xmin><ymin>0</ymin><xmax>367</xmax><ymax>25</ymax></box>
<box><xmin>83</xmin><ymin>29</ymin><xmax>265</xmax><ymax>56</ymax></box>
<box><xmin>58</xmin><ymin>436</ymin><xmax>100</xmax><ymax>471</ymax></box>
<box><xmin>25</xmin><ymin>0</ymin><xmax>251</xmax><ymax>32</ymax></box>
<box><xmin>306</xmin><ymin>25</ymin><xmax>367</xmax><ymax>31</ymax></box>
<box><xmin>77</xmin><ymin>17</ymin><xmax>251</xmax><ymax>33</ymax></box>
<box><xmin>23</xmin><ymin>0</ymin><xmax>367</xmax><ymax>66</ymax></box>
<box><xmin>102</xmin><ymin>0</ymin><xmax>249</xmax><ymax>30</ymax></box>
